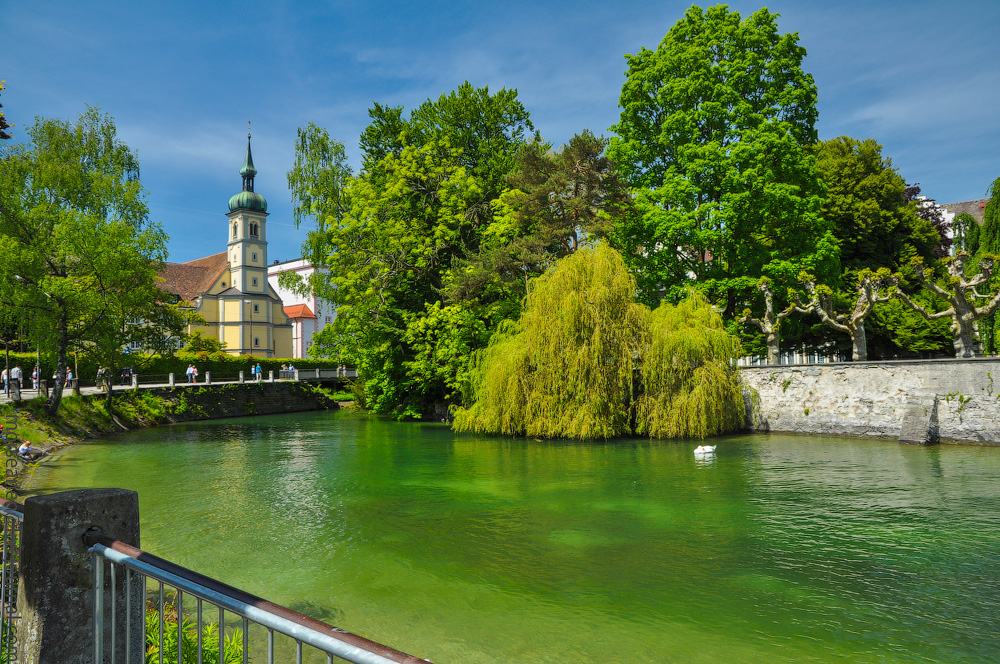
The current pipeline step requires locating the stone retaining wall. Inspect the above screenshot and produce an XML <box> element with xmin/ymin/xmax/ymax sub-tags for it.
<box><xmin>132</xmin><ymin>382</ymin><xmax>337</xmax><ymax>423</ymax></box>
<box><xmin>741</xmin><ymin>358</ymin><xmax>1000</xmax><ymax>445</ymax></box>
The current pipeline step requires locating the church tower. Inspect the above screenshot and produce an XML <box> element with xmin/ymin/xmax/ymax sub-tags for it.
<box><xmin>227</xmin><ymin>131</ymin><xmax>270</xmax><ymax>297</ymax></box>
<box><xmin>158</xmin><ymin>128</ymin><xmax>293</xmax><ymax>358</ymax></box>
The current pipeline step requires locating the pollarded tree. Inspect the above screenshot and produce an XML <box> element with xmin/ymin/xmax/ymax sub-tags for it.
<box><xmin>739</xmin><ymin>279</ymin><xmax>797</xmax><ymax>366</ymax></box>
<box><xmin>453</xmin><ymin>245</ymin><xmax>744</xmax><ymax>440</ymax></box>
<box><xmin>798</xmin><ymin>269</ymin><xmax>896</xmax><ymax>361</ymax></box>
<box><xmin>608</xmin><ymin>5</ymin><xmax>838</xmax><ymax>310</ymax></box>
<box><xmin>895</xmin><ymin>254</ymin><xmax>1000</xmax><ymax>357</ymax></box>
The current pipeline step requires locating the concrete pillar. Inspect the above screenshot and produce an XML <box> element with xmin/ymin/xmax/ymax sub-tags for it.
<box><xmin>130</xmin><ymin>374</ymin><xmax>138</xmax><ymax>390</ymax></box>
<box><xmin>168</xmin><ymin>373</ymin><xmax>175</xmax><ymax>387</ymax></box>
<box><xmin>293</xmin><ymin>370</ymin><xmax>299</xmax><ymax>381</ymax></box>
<box><xmin>239</xmin><ymin>370</ymin><xmax>245</xmax><ymax>383</ymax></box>
<box><xmin>315</xmin><ymin>368</ymin><xmax>321</xmax><ymax>379</ymax></box>
<box><xmin>71</xmin><ymin>379</ymin><xmax>81</xmax><ymax>396</ymax></box>
<box><xmin>205</xmin><ymin>371</ymin><xmax>212</xmax><ymax>385</ymax></box>
<box><xmin>268</xmin><ymin>370</ymin><xmax>274</xmax><ymax>383</ymax></box>
<box><xmin>16</xmin><ymin>488</ymin><xmax>142</xmax><ymax>664</ymax></box>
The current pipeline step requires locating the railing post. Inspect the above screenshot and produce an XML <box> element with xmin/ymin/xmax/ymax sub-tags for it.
<box><xmin>293</xmin><ymin>369</ymin><xmax>299</xmax><ymax>381</ymax></box>
<box><xmin>268</xmin><ymin>370</ymin><xmax>274</xmax><ymax>383</ymax></box>
<box><xmin>131</xmin><ymin>374</ymin><xmax>138</xmax><ymax>390</ymax></box>
<box><xmin>205</xmin><ymin>371</ymin><xmax>212</xmax><ymax>385</ymax></box>
<box><xmin>16</xmin><ymin>488</ymin><xmax>142</xmax><ymax>663</ymax></box>
<box><xmin>168</xmin><ymin>372</ymin><xmax>175</xmax><ymax>387</ymax></box>
<box><xmin>239</xmin><ymin>370</ymin><xmax>245</xmax><ymax>383</ymax></box>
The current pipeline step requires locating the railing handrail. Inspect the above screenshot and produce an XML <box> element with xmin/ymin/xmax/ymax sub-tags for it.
<box><xmin>0</xmin><ymin>498</ymin><xmax>23</xmax><ymax>519</ymax></box>
<box><xmin>84</xmin><ymin>530</ymin><xmax>430</xmax><ymax>664</ymax></box>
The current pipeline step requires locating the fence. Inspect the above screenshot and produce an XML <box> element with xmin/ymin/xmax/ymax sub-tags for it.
<box><xmin>9</xmin><ymin>489</ymin><xmax>431</xmax><ymax>664</ymax></box>
<box><xmin>0</xmin><ymin>499</ymin><xmax>21</xmax><ymax>664</ymax></box>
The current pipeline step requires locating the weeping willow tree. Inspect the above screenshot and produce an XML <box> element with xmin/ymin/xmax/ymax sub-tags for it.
<box><xmin>453</xmin><ymin>245</ymin><xmax>745</xmax><ymax>439</ymax></box>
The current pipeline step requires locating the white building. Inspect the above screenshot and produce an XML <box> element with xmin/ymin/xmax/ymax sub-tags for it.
<box><xmin>267</xmin><ymin>258</ymin><xmax>335</xmax><ymax>358</ymax></box>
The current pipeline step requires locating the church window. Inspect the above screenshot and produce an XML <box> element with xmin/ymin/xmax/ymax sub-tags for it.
<box><xmin>252</xmin><ymin>252</ymin><xmax>257</xmax><ymax>262</ymax></box>
<box><xmin>252</xmin><ymin>277</ymin><xmax>258</xmax><ymax>287</ymax></box>
<box><xmin>249</xmin><ymin>222</ymin><xmax>259</xmax><ymax>238</ymax></box>
<box><xmin>232</xmin><ymin>223</ymin><xmax>238</xmax><ymax>238</ymax></box>
<box><xmin>254</xmin><ymin>337</ymin><xmax>260</xmax><ymax>347</ymax></box>
<box><xmin>253</xmin><ymin>304</ymin><xmax>259</xmax><ymax>313</ymax></box>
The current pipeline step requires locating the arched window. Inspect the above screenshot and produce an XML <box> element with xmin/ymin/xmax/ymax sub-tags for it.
<box><xmin>232</xmin><ymin>223</ymin><xmax>238</xmax><ymax>238</ymax></box>
<box><xmin>249</xmin><ymin>222</ymin><xmax>259</xmax><ymax>238</ymax></box>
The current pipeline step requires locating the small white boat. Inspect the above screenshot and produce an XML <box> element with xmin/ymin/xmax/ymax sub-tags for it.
<box><xmin>693</xmin><ymin>445</ymin><xmax>716</xmax><ymax>456</ymax></box>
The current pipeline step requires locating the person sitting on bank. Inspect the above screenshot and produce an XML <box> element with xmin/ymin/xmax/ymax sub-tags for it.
<box><xmin>17</xmin><ymin>442</ymin><xmax>45</xmax><ymax>460</ymax></box>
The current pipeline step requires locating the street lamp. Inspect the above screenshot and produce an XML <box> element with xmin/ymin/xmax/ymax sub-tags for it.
<box><xmin>244</xmin><ymin>300</ymin><xmax>253</xmax><ymax>356</ymax></box>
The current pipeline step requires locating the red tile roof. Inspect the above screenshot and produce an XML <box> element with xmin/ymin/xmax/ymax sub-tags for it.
<box><xmin>283</xmin><ymin>303</ymin><xmax>316</xmax><ymax>319</ymax></box>
<box><xmin>158</xmin><ymin>252</ymin><xmax>229</xmax><ymax>303</ymax></box>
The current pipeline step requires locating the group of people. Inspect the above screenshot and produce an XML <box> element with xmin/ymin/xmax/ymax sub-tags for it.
<box><xmin>250</xmin><ymin>363</ymin><xmax>263</xmax><ymax>381</ymax></box>
<box><xmin>186</xmin><ymin>364</ymin><xmax>200</xmax><ymax>383</ymax></box>
<box><xmin>1</xmin><ymin>366</ymin><xmax>24</xmax><ymax>393</ymax></box>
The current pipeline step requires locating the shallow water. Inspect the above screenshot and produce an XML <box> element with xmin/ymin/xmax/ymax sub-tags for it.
<box><xmin>28</xmin><ymin>411</ymin><xmax>1000</xmax><ymax>663</ymax></box>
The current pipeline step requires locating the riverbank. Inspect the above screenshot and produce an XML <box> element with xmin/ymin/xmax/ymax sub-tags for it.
<box><xmin>1</xmin><ymin>382</ymin><xmax>343</xmax><ymax>495</ymax></box>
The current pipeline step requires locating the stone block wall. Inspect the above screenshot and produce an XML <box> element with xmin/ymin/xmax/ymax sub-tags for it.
<box><xmin>741</xmin><ymin>358</ymin><xmax>1000</xmax><ymax>445</ymax></box>
<box><xmin>137</xmin><ymin>382</ymin><xmax>337</xmax><ymax>423</ymax></box>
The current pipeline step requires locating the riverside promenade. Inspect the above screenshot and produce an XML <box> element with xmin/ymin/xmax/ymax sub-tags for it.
<box><xmin>0</xmin><ymin>367</ymin><xmax>356</xmax><ymax>405</ymax></box>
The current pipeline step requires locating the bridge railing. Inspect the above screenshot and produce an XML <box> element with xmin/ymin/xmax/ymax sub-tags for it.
<box><xmin>85</xmin><ymin>529</ymin><xmax>428</xmax><ymax>664</ymax></box>
<box><xmin>0</xmin><ymin>499</ymin><xmax>22</xmax><ymax>664</ymax></box>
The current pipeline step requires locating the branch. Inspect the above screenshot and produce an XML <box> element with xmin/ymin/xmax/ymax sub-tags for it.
<box><xmin>894</xmin><ymin>288</ymin><xmax>954</xmax><ymax>321</ymax></box>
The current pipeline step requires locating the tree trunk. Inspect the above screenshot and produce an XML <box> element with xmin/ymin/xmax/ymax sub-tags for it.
<box><xmin>954</xmin><ymin>316</ymin><xmax>978</xmax><ymax>358</ymax></box>
<box><xmin>851</xmin><ymin>323</ymin><xmax>868</xmax><ymax>361</ymax></box>
<box><xmin>45</xmin><ymin>313</ymin><xmax>68</xmax><ymax>415</ymax></box>
<box><xmin>766</xmin><ymin>329</ymin><xmax>780</xmax><ymax>365</ymax></box>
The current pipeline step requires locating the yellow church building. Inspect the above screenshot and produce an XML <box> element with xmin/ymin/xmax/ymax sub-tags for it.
<box><xmin>160</xmin><ymin>133</ymin><xmax>293</xmax><ymax>358</ymax></box>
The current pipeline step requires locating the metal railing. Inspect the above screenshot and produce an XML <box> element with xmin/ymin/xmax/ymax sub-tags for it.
<box><xmin>0</xmin><ymin>499</ymin><xmax>22</xmax><ymax>664</ymax></box>
<box><xmin>85</xmin><ymin>530</ymin><xmax>430</xmax><ymax>664</ymax></box>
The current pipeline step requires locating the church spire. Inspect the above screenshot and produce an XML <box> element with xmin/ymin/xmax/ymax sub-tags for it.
<box><xmin>240</xmin><ymin>122</ymin><xmax>257</xmax><ymax>192</ymax></box>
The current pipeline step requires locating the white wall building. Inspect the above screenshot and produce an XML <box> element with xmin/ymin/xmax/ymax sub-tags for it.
<box><xmin>267</xmin><ymin>258</ymin><xmax>335</xmax><ymax>358</ymax></box>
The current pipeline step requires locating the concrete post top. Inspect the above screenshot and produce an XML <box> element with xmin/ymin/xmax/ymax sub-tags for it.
<box><xmin>26</xmin><ymin>487</ymin><xmax>137</xmax><ymax>508</ymax></box>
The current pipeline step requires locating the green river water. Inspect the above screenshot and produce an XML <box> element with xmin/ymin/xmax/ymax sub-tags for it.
<box><xmin>25</xmin><ymin>410</ymin><xmax>1000</xmax><ymax>663</ymax></box>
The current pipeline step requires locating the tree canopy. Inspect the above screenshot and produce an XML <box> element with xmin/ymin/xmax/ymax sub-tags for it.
<box><xmin>608</xmin><ymin>5</ymin><xmax>837</xmax><ymax>311</ymax></box>
<box><xmin>0</xmin><ymin>107</ymin><xmax>183</xmax><ymax>413</ymax></box>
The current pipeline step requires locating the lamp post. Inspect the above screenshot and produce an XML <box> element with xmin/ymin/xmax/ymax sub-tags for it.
<box><xmin>244</xmin><ymin>299</ymin><xmax>253</xmax><ymax>356</ymax></box>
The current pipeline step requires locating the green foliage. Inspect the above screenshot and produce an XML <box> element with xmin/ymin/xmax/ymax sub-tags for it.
<box><xmin>145</xmin><ymin>600</ymin><xmax>244</xmax><ymax>664</ymax></box>
<box><xmin>953</xmin><ymin>213</ymin><xmax>980</xmax><ymax>255</ymax></box>
<box><xmin>816</xmin><ymin>137</ymin><xmax>934</xmax><ymax>274</ymax></box>
<box><xmin>608</xmin><ymin>5</ymin><xmax>837</xmax><ymax>309</ymax></box>
<box><xmin>454</xmin><ymin>246</ymin><xmax>744</xmax><ymax>439</ymax></box>
<box><xmin>300</xmin><ymin>84</ymin><xmax>536</xmax><ymax>418</ymax></box>
<box><xmin>181</xmin><ymin>331</ymin><xmax>226</xmax><ymax>354</ymax></box>
<box><xmin>634</xmin><ymin>293</ymin><xmax>745</xmax><ymax>438</ymax></box>
<box><xmin>0</xmin><ymin>107</ymin><xmax>180</xmax><ymax>414</ymax></box>
<box><xmin>448</xmin><ymin>130</ymin><xmax>630</xmax><ymax>306</ymax></box>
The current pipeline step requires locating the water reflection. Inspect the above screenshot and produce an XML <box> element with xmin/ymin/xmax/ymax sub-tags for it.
<box><xmin>27</xmin><ymin>413</ymin><xmax>1000</xmax><ymax>664</ymax></box>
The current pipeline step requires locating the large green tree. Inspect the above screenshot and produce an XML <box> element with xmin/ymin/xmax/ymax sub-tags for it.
<box><xmin>295</xmin><ymin>84</ymin><xmax>536</xmax><ymax>418</ymax></box>
<box><xmin>0</xmin><ymin>108</ymin><xmax>179</xmax><ymax>414</ymax></box>
<box><xmin>608</xmin><ymin>5</ymin><xmax>837</xmax><ymax>312</ymax></box>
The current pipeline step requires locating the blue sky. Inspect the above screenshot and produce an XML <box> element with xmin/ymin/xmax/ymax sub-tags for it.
<box><xmin>4</xmin><ymin>0</ymin><xmax>999</xmax><ymax>264</ymax></box>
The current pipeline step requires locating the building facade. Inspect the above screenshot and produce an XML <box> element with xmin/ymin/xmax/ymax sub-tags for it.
<box><xmin>159</xmin><ymin>134</ymin><xmax>293</xmax><ymax>357</ymax></box>
<box><xmin>267</xmin><ymin>258</ymin><xmax>335</xmax><ymax>358</ymax></box>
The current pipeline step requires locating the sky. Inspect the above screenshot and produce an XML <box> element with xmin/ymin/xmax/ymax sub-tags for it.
<box><xmin>4</xmin><ymin>0</ymin><xmax>999</xmax><ymax>264</ymax></box>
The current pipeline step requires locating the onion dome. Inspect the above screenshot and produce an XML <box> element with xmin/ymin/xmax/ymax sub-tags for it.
<box><xmin>228</xmin><ymin>130</ymin><xmax>268</xmax><ymax>213</ymax></box>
